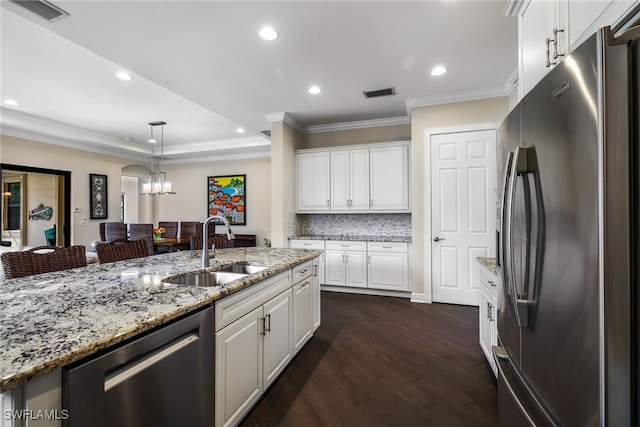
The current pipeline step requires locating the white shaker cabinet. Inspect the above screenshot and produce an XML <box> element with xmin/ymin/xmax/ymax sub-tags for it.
<box><xmin>330</xmin><ymin>149</ymin><xmax>369</xmax><ymax>211</ymax></box>
<box><xmin>369</xmin><ymin>145</ymin><xmax>410</xmax><ymax>211</ymax></box>
<box><xmin>292</xmin><ymin>263</ymin><xmax>313</xmax><ymax>353</ymax></box>
<box><xmin>325</xmin><ymin>241</ymin><xmax>367</xmax><ymax>288</ymax></box>
<box><xmin>296</xmin><ymin>151</ymin><xmax>331</xmax><ymax>211</ymax></box>
<box><xmin>366</xmin><ymin>242</ymin><xmax>409</xmax><ymax>291</ymax></box>
<box><xmin>478</xmin><ymin>261</ymin><xmax>498</xmax><ymax>377</ymax></box>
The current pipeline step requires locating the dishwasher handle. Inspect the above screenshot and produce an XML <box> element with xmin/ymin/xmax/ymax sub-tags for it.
<box><xmin>104</xmin><ymin>331</ymin><xmax>199</xmax><ymax>391</ymax></box>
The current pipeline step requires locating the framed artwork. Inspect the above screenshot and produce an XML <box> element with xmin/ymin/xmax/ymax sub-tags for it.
<box><xmin>207</xmin><ymin>174</ymin><xmax>246</xmax><ymax>225</ymax></box>
<box><xmin>89</xmin><ymin>173</ymin><xmax>108</xmax><ymax>219</ymax></box>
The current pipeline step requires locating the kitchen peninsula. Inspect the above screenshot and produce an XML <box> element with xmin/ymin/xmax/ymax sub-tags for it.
<box><xmin>0</xmin><ymin>247</ymin><xmax>321</xmax><ymax>427</ymax></box>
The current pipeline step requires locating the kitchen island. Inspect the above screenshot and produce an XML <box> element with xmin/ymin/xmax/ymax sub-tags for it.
<box><xmin>0</xmin><ymin>247</ymin><xmax>321</xmax><ymax>427</ymax></box>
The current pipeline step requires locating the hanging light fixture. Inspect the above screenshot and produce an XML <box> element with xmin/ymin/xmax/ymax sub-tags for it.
<box><xmin>141</xmin><ymin>121</ymin><xmax>175</xmax><ymax>195</ymax></box>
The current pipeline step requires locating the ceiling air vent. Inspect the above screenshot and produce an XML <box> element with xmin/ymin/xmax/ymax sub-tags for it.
<box><xmin>363</xmin><ymin>87</ymin><xmax>396</xmax><ymax>99</ymax></box>
<box><xmin>9</xmin><ymin>0</ymin><xmax>70</xmax><ymax>22</ymax></box>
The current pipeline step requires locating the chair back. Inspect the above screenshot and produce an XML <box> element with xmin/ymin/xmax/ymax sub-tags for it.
<box><xmin>190</xmin><ymin>234</ymin><xmax>235</xmax><ymax>251</ymax></box>
<box><xmin>180</xmin><ymin>221</ymin><xmax>201</xmax><ymax>238</ymax></box>
<box><xmin>95</xmin><ymin>239</ymin><xmax>148</xmax><ymax>263</ymax></box>
<box><xmin>44</xmin><ymin>225</ymin><xmax>56</xmax><ymax>246</ymax></box>
<box><xmin>104</xmin><ymin>222</ymin><xmax>128</xmax><ymax>242</ymax></box>
<box><xmin>1</xmin><ymin>245</ymin><xmax>87</xmax><ymax>279</ymax></box>
<box><xmin>158</xmin><ymin>221</ymin><xmax>178</xmax><ymax>239</ymax></box>
<box><xmin>129</xmin><ymin>223</ymin><xmax>154</xmax><ymax>256</ymax></box>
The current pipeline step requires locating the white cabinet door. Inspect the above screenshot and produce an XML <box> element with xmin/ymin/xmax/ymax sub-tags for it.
<box><xmin>345</xmin><ymin>251</ymin><xmax>367</xmax><ymax>288</ymax></box>
<box><xmin>296</xmin><ymin>152</ymin><xmax>331</xmax><ymax>211</ymax></box>
<box><xmin>479</xmin><ymin>285</ymin><xmax>497</xmax><ymax>377</ymax></box>
<box><xmin>311</xmin><ymin>257</ymin><xmax>321</xmax><ymax>332</ymax></box>
<box><xmin>369</xmin><ymin>145</ymin><xmax>409</xmax><ymax>211</ymax></box>
<box><xmin>215</xmin><ymin>306</ymin><xmax>263</xmax><ymax>427</ymax></box>
<box><xmin>325</xmin><ymin>250</ymin><xmax>346</xmax><ymax>286</ymax></box>
<box><xmin>367</xmin><ymin>251</ymin><xmax>409</xmax><ymax>291</ymax></box>
<box><xmin>349</xmin><ymin>149</ymin><xmax>370</xmax><ymax>210</ymax></box>
<box><xmin>263</xmin><ymin>290</ymin><xmax>292</xmax><ymax>388</ymax></box>
<box><xmin>292</xmin><ymin>279</ymin><xmax>313</xmax><ymax>353</ymax></box>
<box><xmin>330</xmin><ymin>151</ymin><xmax>350</xmax><ymax>210</ymax></box>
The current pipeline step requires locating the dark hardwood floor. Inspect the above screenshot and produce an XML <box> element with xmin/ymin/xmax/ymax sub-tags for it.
<box><xmin>240</xmin><ymin>291</ymin><xmax>497</xmax><ymax>427</ymax></box>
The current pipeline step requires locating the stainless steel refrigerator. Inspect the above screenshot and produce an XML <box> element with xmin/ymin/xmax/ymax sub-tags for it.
<box><xmin>494</xmin><ymin>11</ymin><xmax>640</xmax><ymax>426</ymax></box>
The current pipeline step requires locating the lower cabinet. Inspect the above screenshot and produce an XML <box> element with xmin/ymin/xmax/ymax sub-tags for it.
<box><xmin>214</xmin><ymin>259</ymin><xmax>320</xmax><ymax>427</ymax></box>
<box><xmin>325</xmin><ymin>241</ymin><xmax>367</xmax><ymax>288</ymax></box>
<box><xmin>478</xmin><ymin>261</ymin><xmax>497</xmax><ymax>377</ymax></box>
<box><xmin>366</xmin><ymin>242</ymin><xmax>409</xmax><ymax>291</ymax></box>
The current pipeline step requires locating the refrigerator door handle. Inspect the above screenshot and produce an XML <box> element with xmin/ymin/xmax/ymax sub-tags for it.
<box><xmin>499</xmin><ymin>151</ymin><xmax>515</xmax><ymax>316</ymax></box>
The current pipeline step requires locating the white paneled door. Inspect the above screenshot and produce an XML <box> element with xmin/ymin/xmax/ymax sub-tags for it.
<box><xmin>431</xmin><ymin>130</ymin><xmax>496</xmax><ymax>305</ymax></box>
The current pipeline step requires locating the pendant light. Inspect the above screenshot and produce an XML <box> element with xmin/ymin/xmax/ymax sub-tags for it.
<box><xmin>141</xmin><ymin>121</ymin><xmax>175</xmax><ymax>195</ymax></box>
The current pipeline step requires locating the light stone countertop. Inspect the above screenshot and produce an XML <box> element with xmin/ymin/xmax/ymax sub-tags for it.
<box><xmin>289</xmin><ymin>234</ymin><xmax>411</xmax><ymax>243</ymax></box>
<box><xmin>476</xmin><ymin>257</ymin><xmax>497</xmax><ymax>276</ymax></box>
<box><xmin>0</xmin><ymin>247</ymin><xmax>321</xmax><ymax>392</ymax></box>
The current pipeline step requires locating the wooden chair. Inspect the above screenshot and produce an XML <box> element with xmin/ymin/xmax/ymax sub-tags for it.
<box><xmin>190</xmin><ymin>234</ymin><xmax>235</xmax><ymax>251</ymax></box>
<box><xmin>158</xmin><ymin>221</ymin><xmax>178</xmax><ymax>239</ymax></box>
<box><xmin>129</xmin><ymin>223</ymin><xmax>154</xmax><ymax>256</ymax></box>
<box><xmin>104</xmin><ymin>222</ymin><xmax>128</xmax><ymax>242</ymax></box>
<box><xmin>180</xmin><ymin>221</ymin><xmax>201</xmax><ymax>238</ymax></box>
<box><xmin>95</xmin><ymin>239</ymin><xmax>148</xmax><ymax>263</ymax></box>
<box><xmin>1</xmin><ymin>245</ymin><xmax>87</xmax><ymax>279</ymax></box>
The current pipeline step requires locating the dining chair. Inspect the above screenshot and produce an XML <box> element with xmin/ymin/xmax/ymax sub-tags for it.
<box><xmin>95</xmin><ymin>239</ymin><xmax>148</xmax><ymax>263</ymax></box>
<box><xmin>1</xmin><ymin>245</ymin><xmax>87</xmax><ymax>279</ymax></box>
<box><xmin>158</xmin><ymin>221</ymin><xmax>178</xmax><ymax>239</ymax></box>
<box><xmin>104</xmin><ymin>222</ymin><xmax>128</xmax><ymax>242</ymax></box>
<box><xmin>179</xmin><ymin>221</ymin><xmax>201</xmax><ymax>238</ymax></box>
<box><xmin>189</xmin><ymin>234</ymin><xmax>235</xmax><ymax>251</ymax></box>
<box><xmin>129</xmin><ymin>223</ymin><xmax>154</xmax><ymax>256</ymax></box>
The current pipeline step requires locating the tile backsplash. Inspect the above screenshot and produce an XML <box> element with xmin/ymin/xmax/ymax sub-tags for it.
<box><xmin>295</xmin><ymin>213</ymin><xmax>411</xmax><ymax>236</ymax></box>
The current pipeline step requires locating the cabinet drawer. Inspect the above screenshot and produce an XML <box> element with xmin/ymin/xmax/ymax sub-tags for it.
<box><xmin>325</xmin><ymin>241</ymin><xmax>367</xmax><ymax>251</ymax></box>
<box><xmin>293</xmin><ymin>260</ymin><xmax>313</xmax><ymax>283</ymax></box>
<box><xmin>479</xmin><ymin>267</ymin><xmax>498</xmax><ymax>297</ymax></box>
<box><xmin>367</xmin><ymin>241</ymin><xmax>408</xmax><ymax>253</ymax></box>
<box><xmin>215</xmin><ymin>271</ymin><xmax>291</xmax><ymax>332</ymax></box>
<box><xmin>289</xmin><ymin>239</ymin><xmax>325</xmax><ymax>250</ymax></box>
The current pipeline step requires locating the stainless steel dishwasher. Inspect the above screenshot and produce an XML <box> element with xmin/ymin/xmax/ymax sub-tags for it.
<box><xmin>63</xmin><ymin>307</ymin><xmax>213</xmax><ymax>427</ymax></box>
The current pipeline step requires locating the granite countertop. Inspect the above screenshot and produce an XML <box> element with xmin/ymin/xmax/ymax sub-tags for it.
<box><xmin>476</xmin><ymin>257</ymin><xmax>497</xmax><ymax>276</ymax></box>
<box><xmin>0</xmin><ymin>247</ymin><xmax>321</xmax><ymax>392</ymax></box>
<box><xmin>289</xmin><ymin>234</ymin><xmax>411</xmax><ymax>243</ymax></box>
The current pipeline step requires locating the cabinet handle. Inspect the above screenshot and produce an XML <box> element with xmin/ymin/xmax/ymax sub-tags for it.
<box><xmin>488</xmin><ymin>280</ymin><xmax>496</xmax><ymax>288</ymax></box>
<box><xmin>301</xmin><ymin>280</ymin><xmax>310</xmax><ymax>288</ymax></box>
<box><xmin>260</xmin><ymin>317</ymin><xmax>266</xmax><ymax>336</ymax></box>
<box><xmin>367</xmin><ymin>255</ymin><xmax>370</xmax><ymax>264</ymax></box>
<box><xmin>487</xmin><ymin>302</ymin><xmax>494</xmax><ymax>322</ymax></box>
<box><xmin>265</xmin><ymin>314</ymin><xmax>271</xmax><ymax>332</ymax></box>
<box><xmin>313</xmin><ymin>264</ymin><xmax>318</xmax><ymax>277</ymax></box>
<box><xmin>552</xmin><ymin>28</ymin><xmax>564</xmax><ymax>60</ymax></box>
<box><xmin>383</xmin><ymin>246</ymin><xmax>392</xmax><ymax>249</ymax></box>
<box><xmin>327</xmin><ymin>200</ymin><xmax>330</xmax><ymax>207</ymax></box>
<box><xmin>303</xmin><ymin>243</ymin><xmax>312</xmax><ymax>246</ymax></box>
<box><xmin>345</xmin><ymin>254</ymin><xmax>349</xmax><ymax>263</ymax></box>
<box><xmin>545</xmin><ymin>37</ymin><xmax>556</xmax><ymax>68</ymax></box>
<box><xmin>370</xmin><ymin>198</ymin><xmax>373</xmax><ymax>207</ymax></box>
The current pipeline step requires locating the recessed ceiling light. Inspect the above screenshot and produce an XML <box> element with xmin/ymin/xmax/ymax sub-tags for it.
<box><xmin>124</xmin><ymin>137</ymin><xmax>133</xmax><ymax>142</ymax></box>
<box><xmin>236</xmin><ymin>127</ymin><xmax>245</xmax><ymax>134</ymax></box>
<box><xmin>308</xmin><ymin>86</ymin><xmax>322</xmax><ymax>95</ymax></box>
<box><xmin>3</xmin><ymin>99</ymin><xmax>18</xmax><ymax>106</ymax></box>
<box><xmin>148</xmin><ymin>138</ymin><xmax>157</xmax><ymax>144</ymax></box>
<box><xmin>431</xmin><ymin>66</ymin><xmax>447</xmax><ymax>76</ymax></box>
<box><xmin>259</xmin><ymin>26</ymin><xmax>279</xmax><ymax>41</ymax></box>
<box><xmin>116</xmin><ymin>72</ymin><xmax>133</xmax><ymax>81</ymax></box>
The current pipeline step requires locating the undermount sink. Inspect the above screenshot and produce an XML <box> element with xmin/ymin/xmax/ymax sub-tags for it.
<box><xmin>163</xmin><ymin>271</ymin><xmax>248</xmax><ymax>287</ymax></box>
<box><xmin>162</xmin><ymin>264</ymin><xmax>267</xmax><ymax>287</ymax></box>
<box><xmin>219</xmin><ymin>264</ymin><xmax>268</xmax><ymax>275</ymax></box>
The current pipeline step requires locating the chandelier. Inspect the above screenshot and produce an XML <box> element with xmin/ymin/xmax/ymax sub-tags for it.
<box><xmin>142</xmin><ymin>121</ymin><xmax>175</xmax><ymax>195</ymax></box>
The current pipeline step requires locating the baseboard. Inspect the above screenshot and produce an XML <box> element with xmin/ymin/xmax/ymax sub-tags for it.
<box><xmin>410</xmin><ymin>292</ymin><xmax>429</xmax><ymax>303</ymax></box>
<box><xmin>321</xmin><ymin>285</ymin><xmax>411</xmax><ymax>299</ymax></box>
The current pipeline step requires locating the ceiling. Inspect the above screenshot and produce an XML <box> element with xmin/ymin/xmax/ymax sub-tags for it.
<box><xmin>0</xmin><ymin>0</ymin><xmax>518</xmax><ymax>164</ymax></box>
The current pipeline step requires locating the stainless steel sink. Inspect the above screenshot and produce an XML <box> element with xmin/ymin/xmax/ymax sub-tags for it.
<box><xmin>219</xmin><ymin>264</ymin><xmax>268</xmax><ymax>275</ymax></box>
<box><xmin>163</xmin><ymin>271</ymin><xmax>247</xmax><ymax>287</ymax></box>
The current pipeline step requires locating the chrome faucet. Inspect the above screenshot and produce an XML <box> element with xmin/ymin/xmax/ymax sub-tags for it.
<box><xmin>201</xmin><ymin>215</ymin><xmax>235</xmax><ymax>268</ymax></box>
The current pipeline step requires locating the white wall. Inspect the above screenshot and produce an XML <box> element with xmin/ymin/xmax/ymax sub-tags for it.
<box><xmin>121</xmin><ymin>176</ymin><xmax>139</xmax><ymax>224</ymax></box>
<box><xmin>1</xmin><ymin>135</ymin><xmax>140</xmax><ymax>249</ymax></box>
<box><xmin>155</xmin><ymin>157</ymin><xmax>271</xmax><ymax>246</ymax></box>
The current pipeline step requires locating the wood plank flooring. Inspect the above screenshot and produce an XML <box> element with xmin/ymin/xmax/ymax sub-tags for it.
<box><xmin>240</xmin><ymin>291</ymin><xmax>497</xmax><ymax>427</ymax></box>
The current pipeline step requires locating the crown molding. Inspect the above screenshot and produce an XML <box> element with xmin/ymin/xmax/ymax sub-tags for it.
<box><xmin>503</xmin><ymin>0</ymin><xmax>530</xmax><ymax>17</ymax></box>
<box><xmin>264</xmin><ymin>112</ymin><xmax>305</xmax><ymax>133</ymax></box>
<box><xmin>405</xmin><ymin>86</ymin><xmax>508</xmax><ymax>114</ymax></box>
<box><xmin>161</xmin><ymin>136</ymin><xmax>270</xmax><ymax>157</ymax></box>
<box><xmin>305</xmin><ymin>116</ymin><xmax>410</xmax><ymax>134</ymax></box>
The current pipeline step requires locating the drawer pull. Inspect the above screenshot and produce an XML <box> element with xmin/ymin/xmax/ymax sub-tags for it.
<box><xmin>488</xmin><ymin>280</ymin><xmax>496</xmax><ymax>287</ymax></box>
<box><xmin>383</xmin><ymin>246</ymin><xmax>392</xmax><ymax>249</ymax></box>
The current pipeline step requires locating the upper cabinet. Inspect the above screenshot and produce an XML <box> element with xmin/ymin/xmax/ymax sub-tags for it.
<box><xmin>515</xmin><ymin>0</ymin><xmax>636</xmax><ymax>99</ymax></box>
<box><xmin>296</xmin><ymin>142</ymin><xmax>410</xmax><ymax>213</ymax></box>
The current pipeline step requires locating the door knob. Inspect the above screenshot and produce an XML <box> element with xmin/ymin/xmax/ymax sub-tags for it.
<box><xmin>433</xmin><ymin>237</ymin><xmax>445</xmax><ymax>242</ymax></box>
